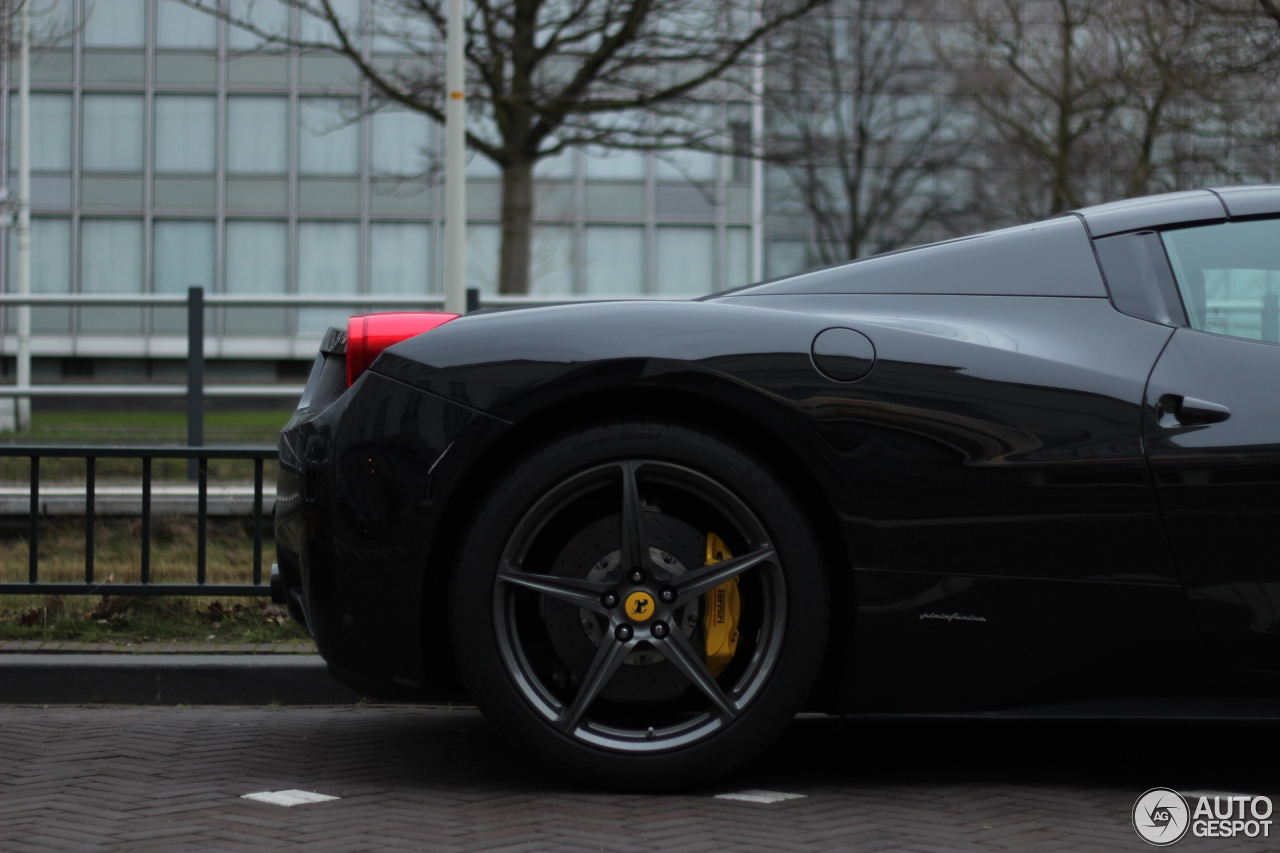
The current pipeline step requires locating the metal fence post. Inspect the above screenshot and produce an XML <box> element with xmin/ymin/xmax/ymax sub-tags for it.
<box><xmin>187</xmin><ymin>286</ymin><xmax>204</xmax><ymax>481</ymax></box>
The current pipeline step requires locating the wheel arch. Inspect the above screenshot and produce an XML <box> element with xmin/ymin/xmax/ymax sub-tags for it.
<box><xmin>421</xmin><ymin>378</ymin><xmax>854</xmax><ymax>710</ymax></box>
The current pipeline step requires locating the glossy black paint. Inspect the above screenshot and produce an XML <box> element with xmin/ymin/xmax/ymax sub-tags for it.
<box><xmin>1145</xmin><ymin>328</ymin><xmax>1280</xmax><ymax>673</ymax></box>
<box><xmin>277</xmin><ymin>371</ymin><xmax>506</xmax><ymax>695</ymax></box>
<box><xmin>277</xmin><ymin>187</ymin><xmax>1280</xmax><ymax>714</ymax></box>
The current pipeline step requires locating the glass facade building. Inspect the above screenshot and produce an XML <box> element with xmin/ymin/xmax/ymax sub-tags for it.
<box><xmin>1</xmin><ymin>0</ymin><xmax>759</xmax><ymax>379</ymax></box>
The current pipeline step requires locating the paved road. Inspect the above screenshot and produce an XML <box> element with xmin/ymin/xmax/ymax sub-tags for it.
<box><xmin>1</xmin><ymin>706</ymin><xmax>1275</xmax><ymax>852</ymax></box>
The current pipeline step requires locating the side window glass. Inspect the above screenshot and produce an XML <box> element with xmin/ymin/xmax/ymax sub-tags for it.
<box><xmin>1162</xmin><ymin>219</ymin><xmax>1280</xmax><ymax>342</ymax></box>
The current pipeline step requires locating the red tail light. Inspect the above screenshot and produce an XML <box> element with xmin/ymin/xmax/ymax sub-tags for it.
<box><xmin>346</xmin><ymin>312</ymin><xmax>458</xmax><ymax>386</ymax></box>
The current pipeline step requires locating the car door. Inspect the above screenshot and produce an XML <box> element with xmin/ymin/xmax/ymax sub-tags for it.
<box><xmin>1142</xmin><ymin>216</ymin><xmax>1280</xmax><ymax>671</ymax></box>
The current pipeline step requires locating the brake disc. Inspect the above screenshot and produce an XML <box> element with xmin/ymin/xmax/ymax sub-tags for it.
<box><xmin>540</xmin><ymin>511</ymin><xmax>703</xmax><ymax>703</ymax></box>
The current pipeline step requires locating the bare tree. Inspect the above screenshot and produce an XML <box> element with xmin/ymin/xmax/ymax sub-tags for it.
<box><xmin>942</xmin><ymin>0</ymin><xmax>1280</xmax><ymax>221</ymax></box>
<box><xmin>764</xmin><ymin>0</ymin><xmax>972</xmax><ymax>264</ymax></box>
<box><xmin>185</xmin><ymin>0</ymin><xmax>829</xmax><ymax>294</ymax></box>
<box><xmin>0</xmin><ymin>0</ymin><xmax>76</xmax><ymax>48</ymax></box>
<box><xmin>1114</xmin><ymin>1</ymin><xmax>1280</xmax><ymax>195</ymax></box>
<box><xmin>938</xmin><ymin>0</ymin><xmax>1126</xmax><ymax>220</ymax></box>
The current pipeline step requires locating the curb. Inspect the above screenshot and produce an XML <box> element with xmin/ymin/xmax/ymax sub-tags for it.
<box><xmin>0</xmin><ymin>654</ymin><xmax>366</xmax><ymax>705</ymax></box>
<box><xmin>0</xmin><ymin>641</ymin><xmax>318</xmax><ymax>654</ymax></box>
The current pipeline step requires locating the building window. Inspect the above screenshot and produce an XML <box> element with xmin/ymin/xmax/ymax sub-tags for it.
<box><xmin>584</xmin><ymin>226</ymin><xmax>645</xmax><ymax>295</ymax></box>
<box><xmin>153</xmin><ymin>220</ymin><xmax>215</xmax><ymax>293</ymax></box>
<box><xmin>152</xmin><ymin>219</ymin><xmax>214</xmax><ymax>333</ymax></box>
<box><xmin>582</xmin><ymin>111</ymin><xmax>648</xmax><ymax>180</ymax></box>
<box><xmin>655</xmin><ymin>149</ymin><xmax>717</xmax><ymax>184</ymax></box>
<box><xmin>7</xmin><ymin>218</ymin><xmax>72</xmax><ymax>333</ymax></box>
<box><xmin>371</xmin><ymin>109</ymin><xmax>433</xmax><ymax>177</ymax></box>
<box><xmin>466</xmin><ymin>224</ymin><xmax>501</xmax><ymax>293</ymax></box>
<box><xmin>655</xmin><ymin>226</ymin><xmax>715</xmax><ymax>294</ymax></box>
<box><xmin>298</xmin><ymin>0</ymin><xmax>360</xmax><ymax>45</ymax></box>
<box><xmin>535</xmin><ymin>148</ymin><xmax>575</xmax><ymax>180</ymax></box>
<box><xmin>531</xmin><ymin>226</ymin><xmax>575</xmax><ymax>295</ymax></box>
<box><xmin>299</xmin><ymin>99</ymin><xmax>361</xmax><ymax>176</ymax></box>
<box><xmin>226</xmin><ymin>220</ymin><xmax>287</xmax><ymax>293</ymax></box>
<box><xmin>227</xmin><ymin>0</ymin><xmax>290</xmax><ymax>49</ymax></box>
<box><xmin>154</xmin><ymin>96</ymin><xmax>216</xmax><ymax>174</ymax></box>
<box><xmin>298</xmin><ymin>221</ymin><xmax>360</xmax><ymax>333</ymax></box>
<box><xmin>13</xmin><ymin>218</ymin><xmax>72</xmax><ymax>292</ymax></box>
<box><xmin>726</xmin><ymin>227</ymin><xmax>751</xmax><ymax>288</ymax></box>
<box><xmin>81</xmin><ymin>218</ymin><xmax>145</xmax><ymax>333</ymax></box>
<box><xmin>82</xmin><ymin>219</ymin><xmax>144</xmax><ymax>292</ymax></box>
<box><xmin>767</xmin><ymin>240</ymin><xmax>807</xmax><ymax>280</ymax></box>
<box><xmin>226</xmin><ymin>220</ymin><xmax>289</xmax><ymax>334</ymax></box>
<box><xmin>83</xmin><ymin>0</ymin><xmax>146</xmax><ymax>47</ymax></box>
<box><xmin>82</xmin><ymin>95</ymin><xmax>144</xmax><ymax>172</ymax></box>
<box><xmin>10</xmin><ymin>94</ymin><xmax>72</xmax><ymax>172</ymax></box>
<box><xmin>31</xmin><ymin>0</ymin><xmax>75</xmax><ymax>43</ymax></box>
<box><xmin>156</xmin><ymin>0</ymin><xmax>217</xmax><ymax>49</ymax></box>
<box><xmin>371</xmin><ymin>223</ymin><xmax>432</xmax><ymax>294</ymax></box>
<box><xmin>584</xmin><ymin>146</ymin><xmax>647</xmax><ymax>181</ymax></box>
<box><xmin>728</xmin><ymin>103</ymin><xmax>752</xmax><ymax>184</ymax></box>
<box><xmin>227</xmin><ymin>97</ymin><xmax>288</xmax><ymax>175</ymax></box>
<box><xmin>370</xmin><ymin>1</ymin><xmax>434</xmax><ymax>53</ymax></box>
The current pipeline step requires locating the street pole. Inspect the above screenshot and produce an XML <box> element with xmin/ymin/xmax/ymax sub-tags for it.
<box><xmin>749</xmin><ymin>0</ymin><xmax>765</xmax><ymax>285</ymax></box>
<box><xmin>15</xmin><ymin>0</ymin><xmax>32</xmax><ymax>430</ymax></box>
<box><xmin>443</xmin><ymin>0</ymin><xmax>468</xmax><ymax>315</ymax></box>
<box><xmin>187</xmin><ymin>287</ymin><xmax>204</xmax><ymax>482</ymax></box>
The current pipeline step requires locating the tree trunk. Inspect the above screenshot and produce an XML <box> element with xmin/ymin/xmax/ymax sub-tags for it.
<box><xmin>498</xmin><ymin>156</ymin><xmax>535</xmax><ymax>295</ymax></box>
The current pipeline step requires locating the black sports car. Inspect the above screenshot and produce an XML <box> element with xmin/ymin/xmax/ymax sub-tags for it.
<box><xmin>276</xmin><ymin>186</ymin><xmax>1280</xmax><ymax>783</ymax></box>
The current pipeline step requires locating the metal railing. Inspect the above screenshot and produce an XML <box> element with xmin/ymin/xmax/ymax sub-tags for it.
<box><xmin>0</xmin><ymin>445</ymin><xmax>276</xmax><ymax>597</ymax></box>
<box><xmin>0</xmin><ymin>286</ymin><xmax>662</xmax><ymax>400</ymax></box>
<box><xmin>0</xmin><ymin>288</ymin><xmax>460</xmax><ymax>400</ymax></box>
<box><xmin>0</xmin><ymin>288</ymin><xmax>661</xmax><ymax>597</ymax></box>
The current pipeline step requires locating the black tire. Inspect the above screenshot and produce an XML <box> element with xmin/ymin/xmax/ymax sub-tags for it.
<box><xmin>450</xmin><ymin>421</ymin><xmax>829</xmax><ymax>787</ymax></box>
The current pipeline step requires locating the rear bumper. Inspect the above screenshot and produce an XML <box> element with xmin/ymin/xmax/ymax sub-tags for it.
<box><xmin>275</xmin><ymin>369</ymin><xmax>507</xmax><ymax>700</ymax></box>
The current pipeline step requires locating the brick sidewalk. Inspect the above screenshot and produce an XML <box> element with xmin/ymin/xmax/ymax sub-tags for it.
<box><xmin>0</xmin><ymin>640</ymin><xmax>316</xmax><ymax>654</ymax></box>
<box><xmin>1</xmin><ymin>706</ymin><xmax>1275</xmax><ymax>852</ymax></box>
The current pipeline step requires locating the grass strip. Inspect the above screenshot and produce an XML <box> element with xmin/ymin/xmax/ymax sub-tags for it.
<box><xmin>0</xmin><ymin>516</ymin><xmax>309</xmax><ymax>645</ymax></box>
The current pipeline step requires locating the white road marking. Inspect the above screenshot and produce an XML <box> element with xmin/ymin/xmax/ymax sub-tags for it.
<box><xmin>242</xmin><ymin>789</ymin><xmax>341</xmax><ymax>807</ymax></box>
<box><xmin>714</xmin><ymin>789</ymin><xmax>807</xmax><ymax>804</ymax></box>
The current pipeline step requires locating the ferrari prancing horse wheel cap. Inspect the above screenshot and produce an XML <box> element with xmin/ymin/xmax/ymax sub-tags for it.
<box><xmin>624</xmin><ymin>591</ymin><xmax>655</xmax><ymax>622</ymax></box>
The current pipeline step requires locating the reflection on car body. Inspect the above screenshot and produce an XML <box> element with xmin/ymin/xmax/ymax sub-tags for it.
<box><xmin>277</xmin><ymin>186</ymin><xmax>1280</xmax><ymax>784</ymax></box>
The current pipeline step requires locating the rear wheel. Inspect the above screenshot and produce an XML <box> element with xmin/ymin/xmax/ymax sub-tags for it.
<box><xmin>450</xmin><ymin>422</ymin><xmax>828</xmax><ymax>785</ymax></box>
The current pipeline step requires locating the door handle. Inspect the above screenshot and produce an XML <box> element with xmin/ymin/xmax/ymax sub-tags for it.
<box><xmin>1156</xmin><ymin>394</ymin><xmax>1231</xmax><ymax>427</ymax></box>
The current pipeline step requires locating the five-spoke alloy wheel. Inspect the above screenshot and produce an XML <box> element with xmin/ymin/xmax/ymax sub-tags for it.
<box><xmin>451</xmin><ymin>422</ymin><xmax>828</xmax><ymax>785</ymax></box>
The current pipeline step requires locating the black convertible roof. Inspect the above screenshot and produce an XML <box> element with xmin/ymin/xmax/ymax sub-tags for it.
<box><xmin>1074</xmin><ymin>185</ymin><xmax>1280</xmax><ymax>237</ymax></box>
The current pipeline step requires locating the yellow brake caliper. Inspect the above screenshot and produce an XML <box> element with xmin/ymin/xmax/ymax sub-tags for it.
<box><xmin>702</xmin><ymin>532</ymin><xmax>741</xmax><ymax>677</ymax></box>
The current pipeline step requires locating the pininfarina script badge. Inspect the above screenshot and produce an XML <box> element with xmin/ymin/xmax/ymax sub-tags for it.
<box><xmin>918</xmin><ymin>612</ymin><xmax>987</xmax><ymax>623</ymax></box>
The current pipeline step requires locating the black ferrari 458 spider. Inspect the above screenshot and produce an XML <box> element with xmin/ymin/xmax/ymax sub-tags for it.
<box><xmin>276</xmin><ymin>186</ymin><xmax>1280</xmax><ymax>783</ymax></box>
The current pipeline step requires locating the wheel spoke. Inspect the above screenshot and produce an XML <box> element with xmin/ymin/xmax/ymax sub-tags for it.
<box><xmin>497</xmin><ymin>564</ymin><xmax>612</xmax><ymax>614</ymax></box>
<box><xmin>655</xmin><ymin>628</ymin><xmax>740</xmax><ymax>719</ymax></box>
<box><xmin>674</xmin><ymin>544</ymin><xmax>776</xmax><ymax>605</ymax></box>
<box><xmin>619</xmin><ymin>462</ymin><xmax>653</xmax><ymax>574</ymax></box>
<box><xmin>556</xmin><ymin>635</ymin><xmax>634</xmax><ymax>732</ymax></box>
